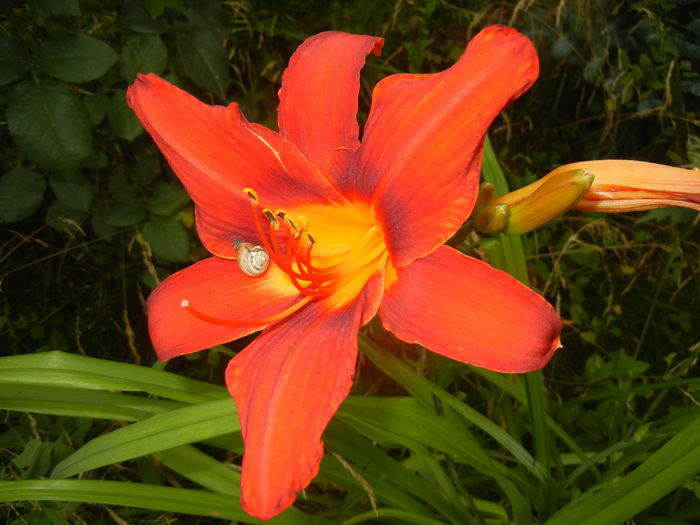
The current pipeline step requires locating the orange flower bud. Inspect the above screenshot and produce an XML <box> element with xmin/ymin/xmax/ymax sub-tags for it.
<box><xmin>503</xmin><ymin>160</ymin><xmax>700</xmax><ymax>213</ymax></box>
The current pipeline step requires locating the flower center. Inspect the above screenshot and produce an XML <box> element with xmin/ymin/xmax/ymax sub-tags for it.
<box><xmin>181</xmin><ymin>189</ymin><xmax>388</xmax><ymax>327</ymax></box>
<box><xmin>243</xmin><ymin>188</ymin><xmax>388</xmax><ymax>309</ymax></box>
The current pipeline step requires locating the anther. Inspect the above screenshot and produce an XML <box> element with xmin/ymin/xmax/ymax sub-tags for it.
<box><xmin>262</xmin><ymin>208</ymin><xmax>279</xmax><ymax>229</ymax></box>
<box><xmin>244</xmin><ymin>188</ymin><xmax>258</xmax><ymax>203</ymax></box>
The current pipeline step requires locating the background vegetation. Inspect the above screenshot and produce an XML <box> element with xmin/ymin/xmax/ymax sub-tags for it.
<box><xmin>1</xmin><ymin>0</ymin><xmax>698</xmax><ymax>524</ymax></box>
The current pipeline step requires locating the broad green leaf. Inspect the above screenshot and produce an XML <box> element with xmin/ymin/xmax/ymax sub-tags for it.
<box><xmin>120</xmin><ymin>35</ymin><xmax>168</xmax><ymax>81</ymax></box>
<box><xmin>545</xmin><ymin>411</ymin><xmax>700</xmax><ymax>525</ymax></box>
<box><xmin>7</xmin><ymin>82</ymin><xmax>91</xmax><ymax>172</ymax></box>
<box><xmin>142</xmin><ymin>216</ymin><xmax>189</xmax><ymax>262</ymax></box>
<box><xmin>105</xmin><ymin>200</ymin><xmax>146</xmax><ymax>227</ymax></box>
<box><xmin>37</xmin><ymin>33</ymin><xmax>118</xmax><ymax>83</ymax></box>
<box><xmin>0</xmin><ymin>35</ymin><xmax>29</xmax><ymax>85</ymax></box>
<box><xmin>45</xmin><ymin>200</ymin><xmax>87</xmax><ymax>232</ymax></box>
<box><xmin>0</xmin><ymin>168</ymin><xmax>46</xmax><ymax>223</ymax></box>
<box><xmin>49</xmin><ymin>172</ymin><xmax>92</xmax><ymax>212</ymax></box>
<box><xmin>176</xmin><ymin>29</ymin><xmax>230</xmax><ymax>99</ymax></box>
<box><xmin>27</xmin><ymin>0</ymin><xmax>81</xmax><ymax>16</ymax></box>
<box><xmin>0</xmin><ymin>351</ymin><xmax>226</xmax><ymax>403</ymax></box>
<box><xmin>108</xmin><ymin>89</ymin><xmax>144</xmax><ymax>141</ymax></box>
<box><xmin>52</xmin><ymin>397</ymin><xmax>238</xmax><ymax>478</ymax></box>
<box><xmin>118</xmin><ymin>0</ymin><xmax>169</xmax><ymax>34</ymax></box>
<box><xmin>82</xmin><ymin>92</ymin><xmax>109</xmax><ymax>126</ymax></box>
<box><xmin>149</xmin><ymin>181</ymin><xmax>190</xmax><ymax>215</ymax></box>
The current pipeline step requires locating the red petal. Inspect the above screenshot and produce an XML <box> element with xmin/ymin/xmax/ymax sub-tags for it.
<box><xmin>127</xmin><ymin>74</ymin><xmax>341</xmax><ymax>258</ymax></box>
<box><xmin>226</xmin><ymin>274</ymin><xmax>383</xmax><ymax>520</ymax></box>
<box><xmin>147</xmin><ymin>257</ymin><xmax>301</xmax><ymax>361</ymax></box>
<box><xmin>355</xmin><ymin>25</ymin><xmax>539</xmax><ymax>267</ymax></box>
<box><xmin>278</xmin><ymin>31</ymin><xmax>383</xmax><ymax>184</ymax></box>
<box><xmin>379</xmin><ymin>246</ymin><xmax>561</xmax><ymax>373</ymax></box>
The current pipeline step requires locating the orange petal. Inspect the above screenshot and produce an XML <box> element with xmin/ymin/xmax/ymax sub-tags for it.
<box><xmin>379</xmin><ymin>246</ymin><xmax>561</xmax><ymax>373</ymax></box>
<box><xmin>355</xmin><ymin>26</ymin><xmax>539</xmax><ymax>267</ymax></box>
<box><xmin>127</xmin><ymin>74</ymin><xmax>341</xmax><ymax>258</ymax></box>
<box><xmin>278</xmin><ymin>31</ymin><xmax>383</xmax><ymax>183</ymax></box>
<box><xmin>226</xmin><ymin>274</ymin><xmax>383</xmax><ymax>520</ymax></box>
<box><xmin>147</xmin><ymin>257</ymin><xmax>301</xmax><ymax>361</ymax></box>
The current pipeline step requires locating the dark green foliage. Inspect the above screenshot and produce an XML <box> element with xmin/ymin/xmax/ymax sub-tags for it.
<box><xmin>1</xmin><ymin>1</ymin><xmax>698</xmax><ymax>524</ymax></box>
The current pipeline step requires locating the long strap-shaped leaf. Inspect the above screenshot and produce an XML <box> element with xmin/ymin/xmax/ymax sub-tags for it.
<box><xmin>0</xmin><ymin>479</ymin><xmax>329</xmax><ymax>524</ymax></box>
<box><xmin>52</xmin><ymin>397</ymin><xmax>239</xmax><ymax>478</ymax></box>
<box><xmin>544</xmin><ymin>410</ymin><xmax>700</xmax><ymax>525</ymax></box>
<box><xmin>0</xmin><ymin>351</ymin><xmax>226</xmax><ymax>403</ymax></box>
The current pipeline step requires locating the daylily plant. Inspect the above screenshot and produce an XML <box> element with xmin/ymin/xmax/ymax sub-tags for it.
<box><xmin>128</xmin><ymin>26</ymin><xmax>562</xmax><ymax>520</ymax></box>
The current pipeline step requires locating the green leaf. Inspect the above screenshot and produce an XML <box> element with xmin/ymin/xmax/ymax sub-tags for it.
<box><xmin>545</xmin><ymin>412</ymin><xmax>700</xmax><ymax>525</ymax></box>
<box><xmin>0</xmin><ymin>384</ymin><xmax>182</xmax><ymax>422</ymax></box>
<box><xmin>49</xmin><ymin>172</ymin><xmax>92</xmax><ymax>212</ymax></box>
<box><xmin>7</xmin><ymin>82</ymin><xmax>92</xmax><ymax>172</ymax></box>
<box><xmin>120</xmin><ymin>35</ymin><xmax>168</xmax><ymax>81</ymax></box>
<box><xmin>142</xmin><ymin>216</ymin><xmax>189</xmax><ymax>262</ymax></box>
<box><xmin>0</xmin><ymin>351</ymin><xmax>226</xmax><ymax>404</ymax></box>
<box><xmin>37</xmin><ymin>33</ymin><xmax>118</xmax><ymax>83</ymax></box>
<box><xmin>108</xmin><ymin>89</ymin><xmax>144</xmax><ymax>141</ymax></box>
<box><xmin>45</xmin><ymin>200</ymin><xmax>87</xmax><ymax>233</ymax></box>
<box><xmin>105</xmin><ymin>200</ymin><xmax>146</xmax><ymax>227</ymax></box>
<box><xmin>51</xmin><ymin>398</ymin><xmax>239</xmax><ymax>478</ymax></box>
<box><xmin>149</xmin><ymin>181</ymin><xmax>190</xmax><ymax>215</ymax></box>
<box><xmin>155</xmin><ymin>445</ymin><xmax>240</xmax><ymax>495</ymax></box>
<box><xmin>0</xmin><ymin>480</ymin><xmax>327</xmax><ymax>524</ymax></box>
<box><xmin>176</xmin><ymin>29</ymin><xmax>230</xmax><ymax>99</ymax></box>
<box><xmin>0</xmin><ymin>35</ymin><xmax>29</xmax><ymax>85</ymax></box>
<box><xmin>0</xmin><ymin>480</ymin><xmax>251</xmax><ymax>521</ymax></box>
<box><xmin>27</xmin><ymin>0</ymin><xmax>81</xmax><ymax>16</ymax></box>
<box><xmin>82</xmin><ymin>93</ymin><xmax>109</xmax><ymax>126</ymax></box>
<box><xmin>0</xmin><ymin>168</ymin><xmax>46</xmax><ymax>223</ymax></box>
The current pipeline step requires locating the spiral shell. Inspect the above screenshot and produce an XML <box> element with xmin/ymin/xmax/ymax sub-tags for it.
<box><xmin>235</xmin><ymin>243</ymin><xmax>270</xmax><ymax>276</ymax></box>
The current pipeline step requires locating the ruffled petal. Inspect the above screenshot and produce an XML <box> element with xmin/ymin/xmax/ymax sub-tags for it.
<box><xmin>226</xmin><ymin>274</ymin><xmax>383</xmax><ymax>520</ymax></box>
<box><xmin>127</xmin><ymin>74</ymin><xmax>342</xmax><ymax>258</ymax></box>
<box><xmin>354</xmin><ymin>25</ymin><xmax>539</xmax><ymax>267</ymax></box>
<box><xmin>379</xmin><ymin>246</ymin><xmax>561</xmax><ymax>373</ymax></box>
<box><xmin>147</xmin><ymin>257</ymin><xmax>301</xmax><ymax>361</ymax></box>
<box><xmin>278</xmin><ymin>31</ymin><xmax>383</xmax><ymax>183</ymax></box>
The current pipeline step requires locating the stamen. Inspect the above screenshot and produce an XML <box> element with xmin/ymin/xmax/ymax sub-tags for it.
<box><xmin>181</xmin><ymin>296</ymin><xmax>313</xmax><ymax>327</ymax></box>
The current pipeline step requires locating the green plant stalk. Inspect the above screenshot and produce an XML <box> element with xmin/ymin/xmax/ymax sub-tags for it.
<box><xmin>481</xmin><ymin>136</ymin><xmax>553</xmax><ymax>485</ymax></box>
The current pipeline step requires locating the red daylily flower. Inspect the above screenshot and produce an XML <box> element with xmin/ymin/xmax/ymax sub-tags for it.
<box><xmin>128</xmin><ymin>25</ymin><xmax>562</xmax><ymax>520</ymax></box>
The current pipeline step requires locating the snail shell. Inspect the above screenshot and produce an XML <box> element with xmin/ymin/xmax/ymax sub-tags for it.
<box><xmin>235</xmin><ymin>243</ymin><xmax>270</xmax><ymax>276</ymax></box>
